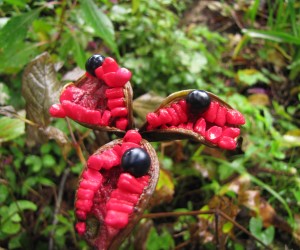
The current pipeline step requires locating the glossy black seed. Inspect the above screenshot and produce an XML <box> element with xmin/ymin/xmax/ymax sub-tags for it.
<box><xmin>121</xmin><ymin>148</ymin><xmax>151</xmax><ymax>178</ymax></box>
<box><xmin>85</xmin><ymin>54</ymin><xmax>105</xmax><ymax>76</ymax></box>
<box><xmin>186</xmin><ymin>90</ymin><xmax>211</xmax><ymax>112</ymax></box>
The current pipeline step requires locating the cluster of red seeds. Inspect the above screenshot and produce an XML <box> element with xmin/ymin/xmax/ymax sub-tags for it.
<box><xmin>146</xmin><ymin>99</ymin><xmax>245</xmax><ymax>150</ymax></box>
<box><xmin>49</xmin><ymin>57</ymin><xmax>131</xmax><ymax>130</ymax></box>
<box><xmin>75</xmin><ymin>130</ymin><xmax>149</xmax><ymax>235</ymax></box>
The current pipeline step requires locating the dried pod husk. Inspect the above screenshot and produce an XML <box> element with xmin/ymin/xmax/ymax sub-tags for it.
<box><xmin>49</xmin><ymin>56</ymin><xmax>134</xmax><ymax>135</ymax></box>
<box><xmin>75</xmin><ymin>131</ymin><xmax>159</xmax><ymax>250</ymax></box>
<box><xmin>139</xmin><ymin>89</ymin><xmax>245</xmax><ymax>150</ymax></box>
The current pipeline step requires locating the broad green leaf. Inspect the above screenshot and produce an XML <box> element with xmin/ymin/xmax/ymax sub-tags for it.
<box><xmin>0</xmin><ymin>9</ymin><xmax>40</xmax><ymax>51</ymax></box>
<box><xmin>80</xmin><ymin>0</ymin><xmax>118</xmax><ymax>55</ymax></box>
<box><xmin>22</xmin><ymin>52</ymin><xmax>61</xmax><ymax>146</ymax></box>
<box><xmin>0</xmin><ymin>116</ymin><xmax>25</xmax><ymax>143</ymax></box>
<box><xmin>1</xmin><ymin>221</ymin><xmax>21</xmax><ymax>235</ymax></box>
<box><xmin>42</xmin><ymin>154</ymin><xmax>56</xmax><ymax>168</ymax></box>
<box><xmin>249</xmin><ymin>217</ymin><xmax>262</xmax><ymax>236</ymax></box>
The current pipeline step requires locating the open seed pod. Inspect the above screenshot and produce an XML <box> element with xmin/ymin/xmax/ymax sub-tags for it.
<box><xmin>139</xmin><ymin>89</ymin><xmax>245</xmax><ymax>150</ymax></box>
<box><xmin>75</xmin><ymin>130</ymin><xmax>159</xmax><ymax>250</ymax></box>
<box><xmin>49</xmin><ymin>55</ymin><xmax>134</xmax><ymax>134</ymax></box>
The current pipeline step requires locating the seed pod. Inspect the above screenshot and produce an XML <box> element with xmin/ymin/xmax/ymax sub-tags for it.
<box><xmin>49</xmin><ymin>56</ymin><xmax>134</xmax><ymax>134</ymax></box>
<box><xmin>139</xmin><ymin>89</ymin><xmax>245</xmax><ymax>150</ymax></box>
<box><xmin>75</xmin><ymin>130</ymin><xmax>159</xmax><ymax>250</ymax></box>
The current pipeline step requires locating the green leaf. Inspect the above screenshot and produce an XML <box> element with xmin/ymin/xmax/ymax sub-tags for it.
<box><xmin>9</xmin><ymin>200</ymin><xmax>37</xmax><ymax>214</ymax></box>
<box><xmin>249</xmin><ymin>217</ymin><xmax>275</xmax><ymax>246</ymax></box>
<box><xmin>237</xmin><ymin>69</ymin><xmax>269</xmax><ymax>86</ymax></box>
<box><xmin>25</xmin><ymin>155</ymin><xmax>42</xmax><ymax>172</ymax></box>
<box><xmin>1</xmin><ymin>221</ymin><xmax>21</xmax><ymax>235</ymax></box>
<box><xmin>243</xmin><ymin>29</ymin><xmax>300</xmax><ymax>45</ymax></box>
<box><xmin>146</xmin><ymin>227</ymin><xmax>174</xmax><ymax>250</ymax></box>
<box><xmin>79</xmin><ymin>0</ymin><xmax>118</xmax><ymax>55</ymax></box>
<box><xmin>42</xmin><ymin>154</ymin><xmax>56</xmax><ymax>168</ymax></box>
<box><xmin>0</xmin><ymin>9</ymin><xmax>40</xmax><ymax>52</ymax></box>
<box><xmin>0</xmin><ymin>185</ymin><xmax>9</xmax><ymax>203</ymax></box>
<box><xmin>0</xmin><ymin>116</ymin><xmax>25</xmax><ymax>143</ymax></box>
<box><xmin>249</xmin><ymin>217</ymin><xmax>262</xmax><ymax>236</ymax></box>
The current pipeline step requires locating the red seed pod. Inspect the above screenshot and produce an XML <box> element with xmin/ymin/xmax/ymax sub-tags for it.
<box><xmin>49</xmin><ymin>58</ymin><xmax>134</xmax><ymax>134</ymax></box>
<box><xmin>75</xmin><ymin>135</ymin><xmax>159</xmax><ymax>250</ymax></box>
<box><xmin>139</xmin><ymin>89</ymin><xmax>245</xmax><ymax>150</ymax></box>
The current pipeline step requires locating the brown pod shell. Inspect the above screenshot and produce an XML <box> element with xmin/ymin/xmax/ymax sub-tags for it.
<box><xmin>139</xmin><ymin>89</ymin><xmax>243</xmax><ymax>148</ymax></box>
<box><xmin>75</xmin><ymin>138</ymin><xmax>159</xmax><ymax>250</ymax></box>
<box><xmin>60</xmin><ymin>74</ymin><xmax>134</xmax><ymax>135</ymax></box>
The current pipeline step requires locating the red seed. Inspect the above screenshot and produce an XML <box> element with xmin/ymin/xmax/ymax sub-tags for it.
<box><xmin>76</xmin><ymin>210</ymin><xmax>87</xmax><ymax>220</ymax></box>
<box><xmin>75</xmin><ymin>222</ymin><xmax>86</xmax><ymax>235</ymax></box>
<box><xmin>222</xmin><ymin>127</ymin><xmax>240</xmax><ymax>138</ymax></box>
<box><xmin>158</xmin><ymin>108</ymin><xmax>173</xmax><ymax>125</ymax></box>
<box><xmin>214</xmin><ymin>105</ymin><xmax>227</xmax><ymax>127</ymax></box>
<box><xmin>61</xmin><ymin>101</ymin><xmax>101</xmax><ymax>125</ymax></box>
<box><xmin>110</xmin><ymin>189</ymin><xmax>139</xmax><ymax>204</ymax></box>
<box><xmin>116</xmin><ymin>118</ymin><xmax>128</xmax><ymax>130</ymax></box>
<box><xmin>60</xmin><ymin>86</ymin><xmax>85</xmax><ymax>103</ymax></box>
<box><xmin>112</xmin><ymin>144</ymin><xmax>122</xmax><ymax>157</ymax></box>
<box><xmin>120</xmin><ymin>142</ymin><xmax>141</xmax><ymax>155</ymax></box>
<box><xmin>82</xmin><ymin>169</ymin><xmax>103</xmax><ymax>183</ymax></box>
<box><xmin>102</xmin><ymin>57</ymin><xmax>119</xmax><ymax>73</ymax></box>
<box><xmin>79</xmin><ymin>179</ymin><xmax>100</xmax><ymax>191</ymax></box>
<box><xmin>49</xmin><ymin>104</ymin><xmax>66</xmax><ymax>118</ymax></box>
<box><xmin>202</xmin><ymin>101</ymin><xmax>219</xmax><ymax>123</ymax></box>
<box><xmin>123</xmin><ymin>130</ymin><xmax>142</xmax><ymax>144</ymax></box>
<box><xmin>171</xmin><ymin>103</ymin><xmax>188</xmax><ymax>123</ymax></box>
<box><xmin>178</xmin><ymin>99</ymin><xmax>187</xmax><ymax>113</ymax></box>
<box><xmin>166</xmin><ymin>107</ymin><xmax>180</xmax><ymax>126</ymax></box>
<box><xmin>95</xmin><ymin>66</ymin><xmax>104</xmax><ymax>79</ymax></box>
<box><xmin>103</xmin><ymin>68</ymin><xmax>132</xmax><ymax>88</ymax></box>
<box><xmin>226</xmin><ymin>109</ymin><xmax>245</xmax><ymax>125</ymax></box>
<box><xmin>107</xmin><ymin>98</ymin><xmax>125</xmax><ymax>110</ymax></box>
<box><xmin>205</xmin><ymin>126</ymin><xmax>222</xmax><ymax>144</ymax></box>
<box><xmin>100</xmin><ymin>110</ymin><xmax>111</xmax><ymax>126</ymax></box>
<box><xmin>105</xmin><ymin>210</ymin><xmax>129</xmax><ymax>229</ymax></box>
<box><xmin>77</xmin><ymin>188</ymin><xmax>95</xmax><ymax>200</ymax></box>
<box><xmin>218</xmin><ymin>136</ymin><xmax>237</xmax><ymax>150</ymax></box>
<box><xmin>75</xmin><ymin>199</ymin><xmax>93</xmax><ymax>212</ymax></box>
<box><xmin>111</xmin><ymin>107</ymin><xmax>128</xmax><ymax>117</ymax></box>
<box><xmin>194</xmin><ymin>118</ymin><xmax>206</xmax><ymax>136</ymax></box>
<box><xmin>146</xmin><ymin>112</ymin><xmax>162</xmax><ymax>128</ymax></box>
<box><xmin>117</xmin><ymin>173</ymin><xmax>145</xmax><ymax>194</ymax></box>
<box><xmin>106</xmin><ymin>199</ymin><xmax>134</xmax><ymax>214</ymax></box>
<box><xmin>105</xmin><ymin>88</ymin><xmax>124</xmax><ymax>99</ymax></box>
<box><xmin>100</xmin><ymin>150</ymin><xmax>121</xmax><ymax>170</ymax></box>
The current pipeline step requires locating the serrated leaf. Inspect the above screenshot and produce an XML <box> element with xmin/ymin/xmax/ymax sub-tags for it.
<box><xmin>0</xmin><ymin>116</ymin><xmax>25</xmax><ymax>142</ymax></box>
<box><xmin>22</xmin><ymin>52</ymin><xmax>62</xmax><ymax>146</ymax></box>
<box><xmin>79</xmin><ymin>0</ymin><xmax>118</xmax><ymax>55</ymax></box>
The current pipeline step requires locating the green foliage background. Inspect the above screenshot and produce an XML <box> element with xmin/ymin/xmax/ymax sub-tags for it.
<box><xmin>0</xmin><ymin>0</ymin><xmax>300</xmax><ymax>249</ymax></box>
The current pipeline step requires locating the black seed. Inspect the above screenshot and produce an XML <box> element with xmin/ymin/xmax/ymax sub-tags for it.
<box><xmin>121</xmin><ymin>148</ymin><xmax>151</xmax><ymax>178</ymax></box>
<box><xmin>85</xmin><ymin>54</ymin><xmax>105</xmax><ymax>76</ymax></box>
<box><xmin>186</xmin><ymin>90</ymin><xmax>211</xmax><ymax>112</ymax></box>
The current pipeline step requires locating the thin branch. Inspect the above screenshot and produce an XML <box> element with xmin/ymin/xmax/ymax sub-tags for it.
<box><xmin>48</xmin><ymin>167</ymin><xmax>70</xmax><ymax>250</ymax></box>
<box><xmin>65</xmin><ymin>118</ymin><xmax>86</xmax><ymax>165</ymax></box>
